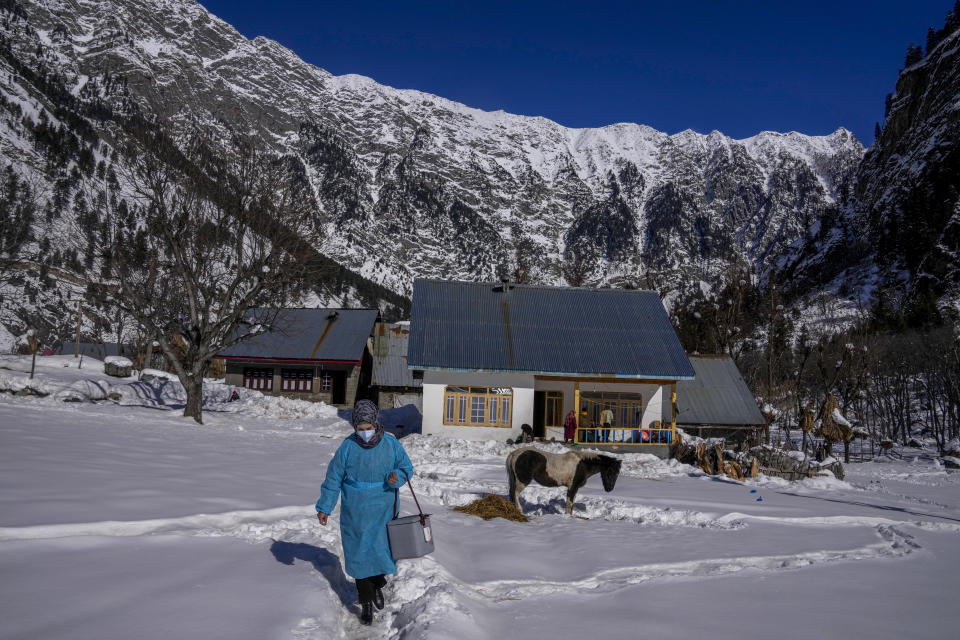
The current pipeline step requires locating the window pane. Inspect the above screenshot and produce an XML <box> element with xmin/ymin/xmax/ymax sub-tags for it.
<box><xmin>540</xmin><ymin>389</ymin><xmax>563</xmax><ymax>427</ymax></box>
<box><xmin>446</xmin><ymin>396</ymin><xmax>454</xmax><ymax>422</ymax></box>
<box><xmin>501</xmin><ymin>398</ymin><xmax>510</xmax><ymax>424</ymax></box>
<box><xmin>458</xmin><ymin>396</ymin><xmax>466</xmax><ymax>423</ymax></box>
<box><xmin>470</xmin><ymin>387</ymin><xmax>487</xmax><ymax>394</ymax></box>
<box><xmin>489</xmin><ymin>397</ymin><xmax>498</xmax><ymax>423</ymax></box>
<box><xmin>470</xmin><ymin>396</ymin><xmax>485</xmax><ymax>423</ymax></box>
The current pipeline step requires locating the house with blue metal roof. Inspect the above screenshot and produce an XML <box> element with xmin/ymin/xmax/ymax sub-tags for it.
<box><xmin>219</xmin><ymin>308</ymin><xmax>379</xmax><ymax>407</ymax></box>
<box><xmin>676</xmin><ymin>354</ymin><xmax>766</xmax><ymax>441</ymax></box>
<box><xmin>408</xmin><ymin>279</ymin><xmax>695</xmax><ymax>456</ymax></box>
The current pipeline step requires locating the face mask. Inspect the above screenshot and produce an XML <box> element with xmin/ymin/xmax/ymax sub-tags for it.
<box><xmin>356</xmin><ymin>429</ymin><xmax>376</xmax><ymax>443</ymax></box>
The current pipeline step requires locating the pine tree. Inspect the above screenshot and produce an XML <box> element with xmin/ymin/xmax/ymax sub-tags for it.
<box><xmin>926</xmin><ymin>27</ymin><xmax>938</xmax><ymax>55</ymax></box>
<box><xmin>946</xmin><ymin>5</ymin><xmax>959</xmax><ymax>32</ymax></box>
<box><xmin>904</xmin><ymin>43</ymin><xmax>923</xmax><ymax>67</ymax></box>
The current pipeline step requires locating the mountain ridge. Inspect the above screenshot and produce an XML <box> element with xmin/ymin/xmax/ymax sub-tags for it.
<box><xmin>5</xmin><ymin>0</ymin><xmax>958</xmax><ymax>348</ymax></box>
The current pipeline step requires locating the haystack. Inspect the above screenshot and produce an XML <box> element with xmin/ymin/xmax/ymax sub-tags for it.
<box><xmin>453</xmin><ymin>494</ymin><xmax>528</xmax><ymax>522</ymax></box>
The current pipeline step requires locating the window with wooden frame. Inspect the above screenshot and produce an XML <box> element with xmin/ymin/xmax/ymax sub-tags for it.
<box><xmin>320</xmin><ymin>372</ymin><xmax>333</xmax><ymax>392</ymax></box>
<box><xmin>242</xmin><ymin>368</ymin><xmax>274</xmax><ymax>391</ymax></box>
<box><xmin>443</xmin><ymin>386</ymin><xmax>513</xmax><ymax>427</ymax></box>
<box><xmin>543</xmin><ymin>390</ymin><xmax>563</xmax><ymax>427</ymax></box>
<box><xmin>281</xmin><ymin>369</ymin><xmax>312</xmax><ymax>392</ymax></box>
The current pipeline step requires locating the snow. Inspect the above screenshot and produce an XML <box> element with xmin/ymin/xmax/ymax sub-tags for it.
<box><xmin>104</xmin><ymin>355</ymin><xmax>132</xmax><ymax>367</ymax></box>
<box><xmin>1</xmin><ymin>363</ymin><xmax>959</xmax><ymax>638</ymax></box>
<box><xmin>832</xmin><ymin>407</ymin><xmax>852</xmax><ymax>427</ymax></box>
<box><xmin>139</xmin><ymin>367</ymin><xmax>177</xmax><ymax>381</ymax></box>
<box><xmin>0</xmin><ymin>324</ymin><xmax>14</xmax><ymax>353</ymax></box>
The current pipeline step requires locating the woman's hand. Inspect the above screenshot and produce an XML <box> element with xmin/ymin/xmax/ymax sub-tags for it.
<box><xmin>387</xmin><ymin>472</ymin><xmax>398</xmax><ymax>486</ymax></box>
<box><xmin>317</xmin><ymin>512</ymin><xmax>328</xmax><ymax>526</ymax></box>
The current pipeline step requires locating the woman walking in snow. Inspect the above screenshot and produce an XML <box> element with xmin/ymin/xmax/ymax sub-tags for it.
<box><xmin>316</xmin><ymin>399</ymin><xmax>414</xmax><ymax>626</ymax></box>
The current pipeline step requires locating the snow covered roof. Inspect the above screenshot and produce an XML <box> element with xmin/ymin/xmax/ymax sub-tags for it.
<box><xmin>675</xmin><ymin>355</ymin><xmax>765</xmax><ymax>427</ymax></box>
<box><xmin>408</xmin><ymin>279</ymin><xmax>694</xmax><ymax>379</ymax></box>
<box><xmin>219</xmin><ymin>308</ymin><xmax>379</xmax><ymax>363</ymax></box>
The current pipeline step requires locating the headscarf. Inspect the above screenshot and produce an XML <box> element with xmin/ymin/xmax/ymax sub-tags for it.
<box><xmin>351</xmin><ymin>399</ymin><xmax>385</xmax><ymax>448</ymax></box>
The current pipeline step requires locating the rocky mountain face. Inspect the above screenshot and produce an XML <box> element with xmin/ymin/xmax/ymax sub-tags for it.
<box><xmin>780</xmin><ymin>19</ymin><xmax>960</xmax><ymax>318</ymax></box>
<box><xmin>854</xmin><ymin>25</ymin><xmax>960</xmax><ymax>309</ymax></box>
<box><xmin>0</xmin><ymin>0</ymin><xmax>865</xmax><ymax>306</ymax></box>
<box><xmin>9</xmin><ymin>0</ymin><xmax>958</xmax><ymax>345</ymax></box>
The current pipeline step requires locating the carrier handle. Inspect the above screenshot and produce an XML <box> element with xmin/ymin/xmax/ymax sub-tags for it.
<box><xmin>392</xmin><ymin>469</ymin><xmax>427</xmax><ymax>526</ymax></box>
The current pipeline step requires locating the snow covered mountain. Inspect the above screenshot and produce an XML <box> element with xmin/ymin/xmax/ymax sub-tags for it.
<box><xmin>853</xmin><ymin>24</ymin><xmax>960</xmax><ymax>310</ymax></box>
<box><xmin>779</xmin><ymin>17</ymin><xmax>960</xmax><ymax>318</ymax></box>
<box><xmin>0</xmin><ymin>0</ymin><xmax>866</xmax><ymax>317</ymax></box>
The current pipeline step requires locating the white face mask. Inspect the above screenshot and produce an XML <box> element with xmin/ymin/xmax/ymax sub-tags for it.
<box><xmin>356</xmin><ymin>429</ymin><xmax>376</xmax><ymax>443</ymax></box>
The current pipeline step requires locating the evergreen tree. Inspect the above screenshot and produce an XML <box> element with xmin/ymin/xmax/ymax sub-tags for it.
<box><xmin>904</xmin><ymin>43</ymin><xmax>923</xmax><ymax>67</ymax></box>
<box><xmin>926</xmin><ymin>27</ymin><xmax>938</xmax><ymax>55</ymax></box>
<box><xmin>946</xmin><ymin>7</ymin><xmax>959</xmax><ymax>33</ymax></box>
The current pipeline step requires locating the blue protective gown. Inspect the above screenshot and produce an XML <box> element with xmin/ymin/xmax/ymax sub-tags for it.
<box><xmin>316</xmin><ymin>433</ymin><xmax>414</xmax><ymax>579</ymax></box>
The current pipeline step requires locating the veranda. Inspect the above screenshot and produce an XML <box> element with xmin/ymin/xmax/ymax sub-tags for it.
<box><xmin>533</xmin><ymin>376</ymin><xmax>678</xmax><ymax>450</ymax></box>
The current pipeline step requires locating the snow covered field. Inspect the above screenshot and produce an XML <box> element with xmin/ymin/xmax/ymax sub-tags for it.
<box><xmin>1</xmin><ymin>356</ymin><xmax>958</xmax><ymax>639</ymax></box>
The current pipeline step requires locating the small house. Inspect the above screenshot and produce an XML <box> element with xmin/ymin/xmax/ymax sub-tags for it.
<box><xmin>407</xmin><ymin>279</ymin><xmax>695</xmax><ymax>457</ymax></box>
<box><xmin>219</xmin><ymin>308</ymin><xmax>379</xmax><ymax>407</ymax></box>
<box><xmin>370</xmin><ymin>321</ymin><xmax>423</xmax><ymax>412</ymax></box>
<box><xmin>675</xmin><ymin>354</ymin><xmax>766</xmax><ymax>443</ymax></box>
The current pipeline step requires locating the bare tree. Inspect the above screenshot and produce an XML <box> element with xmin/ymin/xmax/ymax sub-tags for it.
<box><xmin>511</xmin><ymin>237</ymin><xmax>537</xmax><ymax>285</ymax></box>
<box><xmin>95</xmin><ymin>131</ymin><xmax>323</xmax><ymax>423</ymax></box>
<box><xmin>561</xmin><ymin>242</ymin><xmax>597</xmax><ymax>287</ymax></box>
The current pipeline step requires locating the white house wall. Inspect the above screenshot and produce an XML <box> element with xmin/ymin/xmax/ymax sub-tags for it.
<box><xmin>422</xmin><ymin>371</ymin><xmax>535</xmax><ymax>440</ymax></box>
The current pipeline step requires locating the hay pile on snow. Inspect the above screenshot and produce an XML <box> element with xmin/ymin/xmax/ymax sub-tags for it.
<box><xmin>453</xmin><ymin>495</ymin><xmax>528</xmax><ymax>522</ymax></box>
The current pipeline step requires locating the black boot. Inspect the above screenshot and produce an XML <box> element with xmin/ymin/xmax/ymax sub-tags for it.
<box><xmin>360</xmin><ymin>602</ymin><xmax>374</xmax><ymax>625</ymax></box>
<box><xmin>373</xmin><ymin>587</ymin><xmax>385</xmax><ymax>610</ymax></box>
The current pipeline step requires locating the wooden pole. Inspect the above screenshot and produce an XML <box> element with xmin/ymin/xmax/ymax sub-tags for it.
<box><xmin>574</xmin><ymin>380</ymin><xmax>580</xmax><ymax>443</ymax></box>
<box><xmin>28</xmin><ymin>332</ymin><xmax>38</xmax><ymax>379</ymax></box>
<box><xmin>74</xmin><ymin>299</ymin><xmax>82</xmax><ymax>358</ymax></box>
<box><xmin>670</xmin><ymin>382</ymin><xmax>677</xmax><ymax>432</ymax></box>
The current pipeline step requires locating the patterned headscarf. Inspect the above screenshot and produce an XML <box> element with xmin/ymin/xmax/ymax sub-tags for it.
<box><xmin>351</xmin><ymin>399</ymin><xmax>384</xmax><ymax>448</ymax></box>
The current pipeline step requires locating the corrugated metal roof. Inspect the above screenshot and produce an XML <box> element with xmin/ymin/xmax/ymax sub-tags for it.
<box><xmin>58</xmin><ymin>342</ymin><xmax>122</xmax><ymax>358</ymax></box>
<box><xmin>371</xmin><ymin>323</ymin><xmax>421</xmax><ymax>388</ymax></box>
<box><xmin>675</xmin><ymin>355</ymin><xmax>766</xmax><ymax>426</ymax></box>
<box><xmin>219</xmin><ymin>308</ymin><xmax>378</xmax><ymax>362</ymax></box>
<box><xmin>408</xmin><ymin>279</ymin><xmax>694</xmax><ymax>379</ymax></box>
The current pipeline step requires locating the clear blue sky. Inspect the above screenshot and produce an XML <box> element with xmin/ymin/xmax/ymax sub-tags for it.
<box><xmin>198</xmin><ymin>0</ymin><xmax>952</xmax><ymax>145</ymax></box>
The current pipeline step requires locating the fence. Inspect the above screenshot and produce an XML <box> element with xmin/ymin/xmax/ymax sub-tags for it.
<box><xmin>575</xmin><ymin>426</ymin><xmax>673</xmax><ymax>445</ymax></box>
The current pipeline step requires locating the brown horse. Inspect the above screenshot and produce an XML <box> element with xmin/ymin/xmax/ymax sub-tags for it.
<box><xmin>506</xmin><ymin>447</ymin><xmax>621</xmax><ymax>515</ymax></box>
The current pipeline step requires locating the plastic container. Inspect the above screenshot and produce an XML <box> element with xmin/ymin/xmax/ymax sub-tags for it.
<box><xmin>387</xmin><ymin>513</ymin><xmax>434</xmax><ymax>560</ymax></box>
